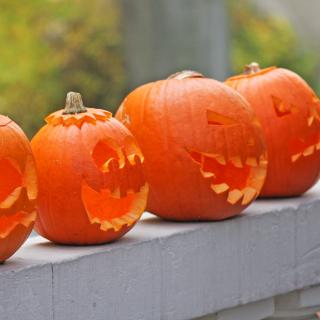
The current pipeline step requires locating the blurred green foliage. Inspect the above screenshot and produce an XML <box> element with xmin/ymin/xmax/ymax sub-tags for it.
<box><xmin>229</xmin><ymin>0</ymin><xmax>320</xmax><ymax>94</ymax></box>
<box><xmin>0</xmin><ymin>0</ymin><xmax>124</xmax><ymax>137</ymax></box>
<box><xmin>1</xmin><ymin>0</ymin><xmax>319</xmax><ymax>137</ymax></box>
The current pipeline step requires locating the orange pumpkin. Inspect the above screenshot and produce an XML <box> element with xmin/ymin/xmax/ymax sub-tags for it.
<box><xmin>0</xmin><ymin>116</ymin><xmax>37</xmax><ymax>262</ymax></box>
<box><xmin>31</xmin><ymin>92</ymin><xmax>148</xmax><ymax>245</ymax></box>
<box><xmin>226</xmin><ymin>63</ymin><xmax>320</xmax><ymax>197</ymax></box>
<box><xmin>116</xmin><ymin>71</ymin><xmax>267</xmax><ymax>221</ymax></box>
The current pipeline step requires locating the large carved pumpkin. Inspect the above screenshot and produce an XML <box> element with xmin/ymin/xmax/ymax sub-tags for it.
<box><xmin>226</xmin><ymin>63</ymin><xmax>320</xmax><ymax>197</ymax></box>
<box><xmin>31</xmin><ymin>92</ymin><xmax>148</xmax><ymax>245</ymax></box>
<box><xmin>0</xmin><ymin>116</ymin><xmax>37</xmax><ymax>262</ymax></box>
<box><xmin>116</xmin><ymin>71</ymin><xmax>267</xmax><ymax>221</ymax></box>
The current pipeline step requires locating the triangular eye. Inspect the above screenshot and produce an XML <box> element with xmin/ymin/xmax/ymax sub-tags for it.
<box><xmin>308</xmin><ymin>96</ymin><xmax>320</xmax><ymax>126</ymax></box>
<box><xmin>91</xmin><ymin>139</ymin><xmax>125</xmax><ymax>172</ymax></box>
<box><xmin>207</xmin><ymin>110</ymin><xmax>238</xmax><ymax>125</ymax></box>
<box><xmin>272</xmin><ymin>96</ymin><xmax>297</xmax><ymax>117</ymax></box>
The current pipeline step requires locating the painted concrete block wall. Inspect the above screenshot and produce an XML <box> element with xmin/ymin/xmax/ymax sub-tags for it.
<box><xmin>0</xmin><ymin>260</ymin><xmax>52</xmax><ymax>320</ymax></box>
<box><xmin>1</xmin><ymin>184</ymin><xmax>320</xmax><ymax>319</ymax></box>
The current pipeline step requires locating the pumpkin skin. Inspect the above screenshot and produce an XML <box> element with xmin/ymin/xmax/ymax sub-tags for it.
<box><xmin>31</xmin><ymin>92</ymin><xmax>148</xmax><ymax>245</ymax></box>
<box><xmin>225</xmin><ymin>63</ymin><xmax>320</xmax><ymax>197</ymax></box>
<box><xmin>0</xmin><ymin>116</ymin><xmax>37</xmax><ymax>262</ymax></box>
<box><xmin>116</xmin><ymin>71</ymin><xmax>267</xmax><ymax>221</ymax></box>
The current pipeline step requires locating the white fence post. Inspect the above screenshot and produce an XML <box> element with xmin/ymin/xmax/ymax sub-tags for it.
<box><xmin>121</xmin><ymin>0</ymin><xmax>230</xmax><ymax>89</ymax></box>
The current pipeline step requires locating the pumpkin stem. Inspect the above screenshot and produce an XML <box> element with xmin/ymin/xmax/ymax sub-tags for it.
<box><xmin>63</xmin><ymin>92</ymin><xmax>87</xmax><ymax>115</ymax></box>
<box><xmin>168</xmin><ymin>70</ymin><xmax>204</xmax><ymax>80</ymax></box>
<box><xmin>243</xmin><ymin>62</ymin><xmax>261</xmax><ymax>75</ymax></box>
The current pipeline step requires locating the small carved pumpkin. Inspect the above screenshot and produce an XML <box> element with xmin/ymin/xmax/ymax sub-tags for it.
<box><xmin>116</xmin><ymin>71</ymin><xmax>267</xmax><ymax>221</ymax></box>
<box><xmin>0</xmin><ymin>116</ymin><xmax>37</xmax><ymax>262</ymax></box>
<box><xmin>31</xmin><ymin>92</ymin><xmax>148</xmax><ymax>245</ymax></box>
<box><xmin>225</xmin><ymin>63</ymin><xmax>320</xmax><ymax>197</ymax></box>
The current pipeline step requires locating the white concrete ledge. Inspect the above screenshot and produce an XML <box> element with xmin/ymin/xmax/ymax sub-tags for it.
<box><xmin>2</xmin><ymin>184</ymin><xmax>320</xmax><ymax>320</ymax></box>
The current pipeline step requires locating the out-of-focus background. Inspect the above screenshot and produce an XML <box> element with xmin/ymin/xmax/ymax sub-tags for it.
<box><xmin>0</xmin><ymin>0</ymin><xmax>319</xmax><ymax>137</ymax></box>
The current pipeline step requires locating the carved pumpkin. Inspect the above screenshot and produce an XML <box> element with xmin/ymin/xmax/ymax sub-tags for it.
<box><xmin>225</xmin><ymin>63</ymin><xmax>320</xmax><ymax>197</ymax></box>
<box><xmin>116</xmin><ymin>71</ymin><xmax>267</xmax><ymax>221</ymax></box>
<box><xmin>0</xmin><ymin>116</ymin><xmax>37</xmax><ymax>262</ymax></box>
<box><xmin>31</xmin><ymin>92</ymin><xmax>148</xmax><ymax>245</ymax></box>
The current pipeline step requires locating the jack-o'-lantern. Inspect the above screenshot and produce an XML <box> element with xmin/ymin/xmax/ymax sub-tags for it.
<box><xmin>225</xmin><ymin>63</ymin><xmax>320</xmax><ymax>197</ymax></box>
<box><xmin>31</xmin><ymin>92</ymin><xmax>148</xmax><ymax>245</ymax></box>
<box><xmin>116</xmin><ymin>71</ymin><xmax>267</xmax><ymax>221</ymax></box>
<box><xmin>0</xmin><ymin>116</ymin><xmax>37</xmax><ymax>262</ymax></box>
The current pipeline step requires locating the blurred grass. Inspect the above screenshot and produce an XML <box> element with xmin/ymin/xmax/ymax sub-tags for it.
<box><xmin>0</xmin><ymin>0</ymin><xmax>318</xmax><ymax>137</ymax></box>
<box><xmin>229</xmin><ymin>0</ymin><xmax>320</xmax><ymax>94</ymax></box>
<box><xmin>0</xmin><ymin>0</ymin><xmax>125</xmax><ymax>137</ymax></box>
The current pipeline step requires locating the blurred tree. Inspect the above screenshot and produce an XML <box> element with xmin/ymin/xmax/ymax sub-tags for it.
<box><xmin>229</xmin><ymin>0</ymin><xmax>319</xmax><ymax>94</ymax></box>
<box><xmin>0</xmin><ymin>0</ymin><xmax>124</xmax><ymax>137</ymax></box>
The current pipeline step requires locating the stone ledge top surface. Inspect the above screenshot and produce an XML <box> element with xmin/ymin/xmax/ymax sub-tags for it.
<box><xmin>1</xmin><ymin>183</ymin><xmax>320</xmax><ymax>320</ymax></box>
<box><xmin>13</xmin><ymin>182</ymin><xmax>320</xmax><ymax>265</ymax></box>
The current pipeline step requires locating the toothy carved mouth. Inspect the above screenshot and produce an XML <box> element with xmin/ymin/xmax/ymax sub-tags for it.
<box><xmin>82</xmin><ymin>139</ymin><xmax>147</xmax><ymax>232</ymax></box>
<box><xmin>82</xmin><ymin>182</ymin><xmax>148</xmax><ymax>232</ymax></box>
<box><xmin>308</xmin><ymin>97</ymin><xmax>320</xmax><ymax>126</ymax></box>
<box><xmin>91</xmin><ymin>139</ymin><xmax>144</xmax><ymax>173</ymax></box>
<box><xmin>0</xmin><ymin>211</ymin><xmax>36</xmax><ymax>239</ymax></box>
<box><xmin>187</xmin><ymin>149</ymin><xmax>267</xmax><ymax>205</ymax></box>
<box><xmin>291</xmin><ymin>141</ymin><xmax>320</xmax><ymax>163</ymax></box>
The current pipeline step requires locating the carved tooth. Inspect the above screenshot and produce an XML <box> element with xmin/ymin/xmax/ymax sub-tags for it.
<box><xmin>127</xmin><ymin>212</ymin><xmax>139</xmax><ymax>220</ymax></box>
<box><xmin>241</xmin><ymin>187</ymin><xmax>257</xmax><ymax>205</ymax></box>
<box><xmin>211</xmin><ymin>183</ymin><xmax>229</xmax><ymax>194</ymax></box>
<box><xmin>316</xmin><ymin>142</ymin><xmax>320</xmax><ymax>150</ymax></box>
<box><xmin>111</xmin><ymin>218</ymin><xmax>125</xmax><ymax>231</ymax></box>
<box><xmin>0</xmin><ymin>187</ymin><xmax>22</xmax><ymax>209</ymax></box>
<box><xmin>258</xmin><ymin>155</ymin><xmax>268</xmax><ymax>168</ymax></box>
<box><xmin>111</xmin><ymin>187</ymin><xmax>121</xmax><ymax>199</ymax></box>
<box><xmin>200</xmin><ymin>167</ymin><xmax>215</xmax><ymax>178</ymax></box>
<box><xmin>230</xmin><ymin>156</ymin><xmax>243</xmax><ymax>168</ymax></box>
<box><xmin>126</xmin><ymin>189</ymin><xmax>135</xmax><ymax>196</ymax></box>
<box><xmin>308</xmin><ymin>116</ymin><xmax>314</xmax><ymax>127</ymax></box>
<box><xmin>91</xmin><ymin>217</ymin><xmax>101</xmax><ymax>225</ymax></box>
<box><xmin>227</xmin><ymin>189</ymin><xmax>243</xmax><ymax>205</ymax></box>
<box><xmin>118</xmin><ymin>157</ymin><xmax>126</xmax><ymax>169</ymax></box>
<box><xmin>138</xmin><ymin>153</ymin><xmax>145</xmax><ymax>164</ymax></box>
<box><xmin>245</xmin><ymin>157</ymin><xmax>258</xmax><ymax>167</ymax></box>
<box><xmin>100</xmin><ymin>221</ymin><xmax>114</xmax><ymax>231</ymax></box>
<box><xmin>123</xmin><ymin>214</ymin><xmax>136</xmax><ymax>225</ymax></box>
<box><xmin>127</xmin><ymin>154</ymin><xmax>137</xmax><ymax>166</ymax></box>
<box><xmin>303</xmin><ymin>145</ymin><xmax>315</xmax><ymax>157</ymax></box>
<box><xmin>215</xmin><ymin>155</ymin><xmax>226</xmax><ymax>165</ymax></box>
<box><xmin>255</xmin><ymin>167</ymin><xmax>267</xmax><ymax>181</ymax></box>
<box><xmin>291</xmin><ymin>153</ymin><xmax>302</xmax><ymax>163</ymax></box>
<box><xmin>101</xmin><ymin>158</ymin><xmax>115</xmax><ymax>172</ymax></box>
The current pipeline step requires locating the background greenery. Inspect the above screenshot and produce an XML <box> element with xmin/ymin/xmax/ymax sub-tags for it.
<box><xmin>0</xmin><ymin>0</ymin><xmax>319</xmax><ymax>137</ymax></box>
<box><xmin>229</xmin><ymin>0</ymin><xmax>319</xmax><ymax>92</ymax></box>
<box><xmin>0</xmin><ymin>0</ymin><xmax>124</xmax><ymax>136</ymax></box>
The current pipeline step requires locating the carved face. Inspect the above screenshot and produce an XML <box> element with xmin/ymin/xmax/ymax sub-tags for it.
<box><xmin>81</xmin><ymin>136</ymin><xmax>148</xmax><ymax>232</ymax></box>
<box><xmin>116</xmin><ymin>71</ymin><xmax>267</xmax><ymax>220</ymax></box>
<box><xmin>32</xmin><ymin>100</ymin><xmax>148</xmax><ymax>245</ymax></box>
<box><xmin>226</xmin><ymin>66</ymin><xmax>320</xmax><ymax>196</ymax></box>
<box><xmin>186</xmin><ymin>109</ymin><xmax>266</xmax><ymax>205</ymax></box>
<box><xmin>0</xmin><ymin>117</ymin><xmax>37</xmax><ymax>262</ymax></box>
<box><xmin>286</xmin><ymin>96</ymin><xmax>320</xmax><ymax>162</ymax></box>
